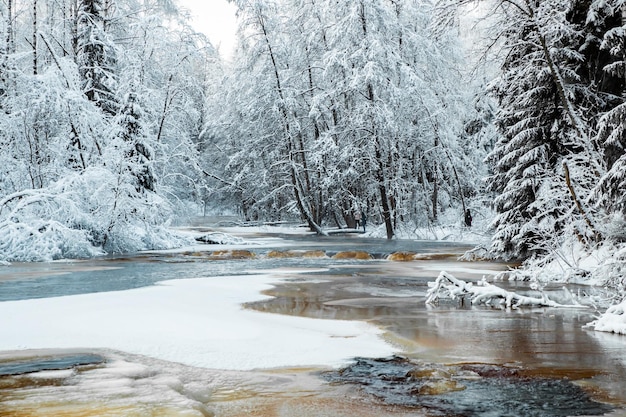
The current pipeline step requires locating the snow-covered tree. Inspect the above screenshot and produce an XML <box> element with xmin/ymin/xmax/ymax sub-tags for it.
<box><xmin>485</xmin><ymin>0</ymin><xmax>606</xmax><ymax>259</ymax></box>
<box><xmin>76</xmin><ymin>0</ymin><xmax>118</xmax><ymax>115</ymax></box>
<box><xmin>208</xmin><ymin>0</ymin><xmax>477</xmax><ymax>237</ymax></box>
<box><xmin>588</xmin><ymin>0</ymin><xmax>626</xmax><ymax>221</ymax></box>
<box><xmin>0</xmin><ymin>0</ymin><xmax>217</xmax><ymax>261</ymax></box>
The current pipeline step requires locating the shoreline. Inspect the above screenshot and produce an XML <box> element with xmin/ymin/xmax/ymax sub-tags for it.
<box><xmin>0</xmin><ymin>347</ymin><xmax>427</xmax><ymax>417</ymax></box>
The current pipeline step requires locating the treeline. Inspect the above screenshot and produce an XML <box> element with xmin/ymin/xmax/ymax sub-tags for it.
<box><xmin>203</xmin><ymin>0</ymin><xmax>492</xmax><ymax>239</ymax></box>
<box><xmin>0</xmin><ymin>0</ymin><xmax>216</xmax><ymax>260</ymax></box>
<box><xmin>204</xmin><ymin>0</ymin><xmax>626</xmax><ymax>269</ymax></box>
<box><xmin>3</xmin><ymin>0</ymin><xmax>624</xmax><ymax>268</ymax></box>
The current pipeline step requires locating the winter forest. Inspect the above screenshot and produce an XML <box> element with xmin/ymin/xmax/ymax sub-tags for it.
<box><xmin>1</xmin><ymin>0</ymin><xmax>625</xmax><ymax>292</ymax></box>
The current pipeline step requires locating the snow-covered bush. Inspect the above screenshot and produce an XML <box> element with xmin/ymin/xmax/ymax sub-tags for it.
<box><xmin>585</xmin><ymin>298</ymin><xmax>626</xmax><ymax>335</ymax></box>
<box><xmin>0</xmin><ymin>167</ymin><xmax>192</xmax><ymax>262</ymax></box>
<box><xmin>0</xmin><ymin>218</ymin><xmax>103</xmax><ymax>262</ymax></box>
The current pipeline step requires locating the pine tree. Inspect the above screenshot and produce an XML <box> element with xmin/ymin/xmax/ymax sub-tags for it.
<box><xmin>76</xmin><ymin>0</ymin><xmax>117</xmax><ymax>114</ymax></box>
<box><xmin>115</xmin><ymin>91</ymin><xmax>155</xmax><ymax>193</ymax></box>
<box><xmin>588</xmin><ymin>0</ymin><xmax>626</xmax><ymax>219</ymax></box>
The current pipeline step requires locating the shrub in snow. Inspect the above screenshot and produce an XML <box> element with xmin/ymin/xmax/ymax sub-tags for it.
<box><xmin>0</xmin><ymin>218</ymin><xmax>103</xmax><ymax>262</ymax></box>
<box><xmin>0</xmin><ymin>167</ymin><xmax>192</xmax><ymax>262</ymax></box>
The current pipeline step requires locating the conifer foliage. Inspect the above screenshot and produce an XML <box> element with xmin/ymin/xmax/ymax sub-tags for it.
<box><xmin>486</xmin><ymin>0</ymin><xmax>626</xmax><ymax>265</ymax></box>
<box><xmin>76</xmin><ymin>0</ymin><xmax>117</xmax><ymax>114</ymax></box>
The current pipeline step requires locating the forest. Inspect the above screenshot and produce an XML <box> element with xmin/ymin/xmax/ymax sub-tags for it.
<box><xmin>0</xmin><ymin>0</ymin><xmax>625</xmax><ymax>293</ymax></box>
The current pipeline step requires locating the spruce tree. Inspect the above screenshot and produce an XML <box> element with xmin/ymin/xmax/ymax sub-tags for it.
<box><xmin>486</xmin><ymin>0</ymin><xmax>590</xmax><ymax>259</ymax></box>
<box><xmin>76</xmin><ymin>0</ymin><xmax>117</xmax><ymax>115</ymax></box>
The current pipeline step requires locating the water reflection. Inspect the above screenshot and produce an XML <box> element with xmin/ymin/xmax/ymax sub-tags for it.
<box><xmin>245</xmin><ymin>257</ymin><xmax>626</xmax><ymax>412</ymax></box>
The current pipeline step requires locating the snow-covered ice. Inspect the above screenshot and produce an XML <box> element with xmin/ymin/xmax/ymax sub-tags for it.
<box><xmin>0</xmin><ymin>274</ymin><xmax>396</xmax><ymax>370</ymax></box>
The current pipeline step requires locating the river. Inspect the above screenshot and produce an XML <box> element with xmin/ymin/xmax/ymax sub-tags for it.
<box><xmin>0</xmin><ymin>220</ymin><xmax>625</xmax><ymax>416</ymax></box>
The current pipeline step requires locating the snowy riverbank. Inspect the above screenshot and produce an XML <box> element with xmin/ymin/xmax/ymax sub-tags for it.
<box><xmin>0</xmin><ymin>272</ymin><xmax>396</xmax><ymax>370</ymax></box>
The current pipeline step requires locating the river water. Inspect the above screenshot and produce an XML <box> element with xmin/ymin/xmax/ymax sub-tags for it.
<box><xmin>1</xmin><ymin>221</ymin><xmax>625</xmax><ymax>416</ymax></box>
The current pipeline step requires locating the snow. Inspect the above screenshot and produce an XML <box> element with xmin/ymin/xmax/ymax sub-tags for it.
<box><xmin>0</xmin><ymin>274</ymin><xmax>396</xmax><ymax>371</ymax></box>
<box><xmin>27</xmin><ymin>369</ymin><xmax>76</xmax><ymax>379</ymax></box>
<box><xmin>426</xmin><ymin>271</ymin><xmax>586</xmax><ymax>309</ymax></box>
<box><xmin>585</xmin><ymin>299</ymin><xmax>626</xmax><ymax>335</ymax></box>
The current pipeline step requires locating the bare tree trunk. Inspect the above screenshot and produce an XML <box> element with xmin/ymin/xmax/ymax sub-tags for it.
<box><xmin>444</xmin><ymin>148</ymin><xmax>466</xmax><ymax>215</ymax></box>
<box><xmin>0</xmin><ymin>0</ymin><xmax>10</xmax><ymax>101</ymax></box>
<box><xmin>258</xmin><ymin>10</ymin><xmax>325</xmax><ymax>235</ymax></box>
<box><xmin>32</xmin><ymin>0</ymin><xmax>38</xmax><ymax>75</ymax></box>
<box><xmin>563</xmin><ymin>161</ymin><xmax>601</xmax><ymax>242</ymax></box>
<box><xmin>432</xmin><ymin>167</ymin><xmax>438</xmax><ymax>222</ymax></box>
<box><xmin>7</xmin><ymin>0</ymin><xmax>13</xmax><ymax>53</ymax></box>
<box><xmin>156</xmin><ymin>74</ymin><xmax>174</xmax><ymax>143</ymax></box>
<box><xmin>431</xmin><ymin>136</ymin><xmax>439</xmax><ymax>222</ymax></box>
<box><xmin>375</xmin><ymin>133</ymin><xmax>394</xmax><ymax>239</ymax></box>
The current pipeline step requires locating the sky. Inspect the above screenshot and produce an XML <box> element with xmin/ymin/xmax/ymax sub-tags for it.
<box><xmin>177</xmin><ymin>0</ymin><xmax>239</xmax><ymax>59</ymax></box>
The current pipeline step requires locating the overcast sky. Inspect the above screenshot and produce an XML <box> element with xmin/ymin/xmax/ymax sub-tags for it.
<box><xmin>177</xmin><ymin>0</ymin><xmax>238</xmax><ymax>59</ymax></box>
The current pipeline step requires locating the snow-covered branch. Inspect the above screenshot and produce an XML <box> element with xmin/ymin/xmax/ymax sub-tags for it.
<box><xmin>426</xmin><ymin>271</ymin><xmax>586</xmax><ymax>309</ymax></box>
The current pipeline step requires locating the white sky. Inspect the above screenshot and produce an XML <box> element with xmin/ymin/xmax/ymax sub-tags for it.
<box><xmin>177</xmin><ymin>0</ymin><xmax>238</xmax><ymax>59</ymax></box>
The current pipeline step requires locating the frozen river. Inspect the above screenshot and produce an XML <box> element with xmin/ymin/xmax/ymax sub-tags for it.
<box><xmin>1</xmin><ymin>221</ymin><xmax>625</xmax><ymax>416</ymax></box>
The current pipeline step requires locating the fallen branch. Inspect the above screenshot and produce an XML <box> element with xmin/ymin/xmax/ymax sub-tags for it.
<box><xmin>426</xmin><ymin>271</ymin><xmax>586</xmax><ymax>309</ymax></box>
<box><xmin>326</xmin><ymin>228</ymin><xmax>365</xmax><ymax>235</ymax></box>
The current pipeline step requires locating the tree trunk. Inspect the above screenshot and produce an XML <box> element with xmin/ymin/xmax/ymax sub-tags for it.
<box><xmin>32</xmin><ymin>0</ymin><xmax>38</xmax><ymax>75</ymax></box>
<box><xmin>432</xmin><ymin>168</ymin><xmax>438</xmax><ymax>222</ymax></box>
<box><xmin>431</xmin><ymin>136</ymin><xmax>440</xmax><ymax>222</ymax></box>
<box><xmin>375</xmin><ymin>135</ymin><xmax>394</xmax><ymax>239</ymax></box>
<box><xmin>258</xmin><ymin>11</ymin><xmax>324</xmax><ymax>234</ymax></box>
<box><xmin>0</xmin><ymin>0</ymin><xmax>10</xmax><ymax>101</ymax></box>
<box><xmin>378</xmin><ymin>176</ymin><xmax>394</xmax><ymax>239</ymax></box>
<box><xmin>444</xmin><ymin>149</ymin><xmax>466</xmax><ymax>215</ymax></box>
<box><xmin>7</xmin><ymin>0</ymin><xmax>13</xmax><ymax>54</ymax></box>
<box><xmin>563</xmin><ymin>161</ymin><xmax>601</xmax><ymax>242</ymax></box>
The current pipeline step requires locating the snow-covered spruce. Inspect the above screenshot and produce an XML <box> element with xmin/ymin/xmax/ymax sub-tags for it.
<box><xmin>425</xmin><ymin>271</ymin><xmax>585</xmax><ymax>309</ymax></box>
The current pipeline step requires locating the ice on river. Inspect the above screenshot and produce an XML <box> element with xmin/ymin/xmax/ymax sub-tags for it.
<box><xmin>0</xmin><ymin>274</ymin><xmax>396</xmax><ymax>370</ymax></box>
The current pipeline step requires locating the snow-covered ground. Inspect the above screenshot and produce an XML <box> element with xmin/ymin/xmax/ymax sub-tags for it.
<box><xmin>0</xmin><ymin>272</ymin><xmax>396</xmax><ymax>370</ymax></box>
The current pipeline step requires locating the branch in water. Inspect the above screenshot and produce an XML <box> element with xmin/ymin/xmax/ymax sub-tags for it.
<box><xmin>426</xmin><ymin>271</ymin><xmax>585</xmax><ymax>309</ymax></box>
